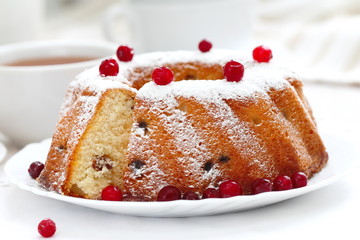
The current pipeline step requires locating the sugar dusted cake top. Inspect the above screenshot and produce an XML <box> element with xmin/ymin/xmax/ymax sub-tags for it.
<box><xmin>72</xmin><ymin>49</ymin><xmax>298</xmax><ymax>95</ymax></box>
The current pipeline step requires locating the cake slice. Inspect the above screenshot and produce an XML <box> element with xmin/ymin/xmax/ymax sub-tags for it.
<box><xmin>38</xmin><ymin>79</ymin><xmax>135</xmax><ymax>199</ymax></box>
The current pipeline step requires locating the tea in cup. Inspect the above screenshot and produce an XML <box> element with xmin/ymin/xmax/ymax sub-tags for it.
<box><xmin>0</xmin><ymin>40</ymin><xmax>117</xmax><ymax>146</ymax></box>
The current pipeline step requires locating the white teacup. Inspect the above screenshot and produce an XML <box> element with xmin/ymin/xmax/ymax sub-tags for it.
<box><xmin>0</xmin><ymin>40</ymin><xmax>117</xmax><ymax>146</ymax></box>
<box><xmin>103</xmin><ymin>0</ymin><xmax>257</xmax><ymax>53</ymax></box>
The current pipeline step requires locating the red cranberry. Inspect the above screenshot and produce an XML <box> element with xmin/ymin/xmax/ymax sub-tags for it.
<box><xmin>99</xmin><ymin>58</ymin><xmax>119</xmax><ymax>77</ymax></box>
<box><xmin>157</xmin><ymin>185</ymin><xmax>181</xmax><ymax>201</ymax></box>
<box><xmin>116</xmin><ymin>45</ymin><xmax>134</xmax><ymax>62</ymax></box>
<box><xmin>252</xmin><ymin>45</ymin><xmax>273</xmax><ymax>63</ymax></box>
<box><xmin>219</xmin><ymin>180</ymin><xmax>243</xmax><ymax>198</ymax></box>
<box><xmin>198</xmin><ymin>39</ymin><xmax>212</xmax><ymax>52</ymax></box>
<box><xmin>202</xmin><ymin>188</ymin><xmax>220</xmax><ymax>199</ymax></box>
<box><xmin>152</xmin><ymin>66</ymin><xmax>174</xmax><ymax>85</ymax></box>
<box><xmin>291</xmin><ymin>172</ymin><xmax>308</xmax><ymax>188</ymax></box>
<box><xmin>183</xmin><ymin>192</ymin><xmax>200</xmax><ymax>200</ymax></box>
<box><xmin>273</xmin><ymin>175</ymin><xmax>293</xmax><ymax>191</ymax></box>
<box><xmin>101</xmin><ymin>185</ymin><xmax>123</xmax><ymax>201</ymax></box>
<box><xmin>28</xmin><ymin>161</ymin><xmax>44</xmax><ymax>179</ymax></box>
<box><xmin>38</xmin><ymin>218</ymin><xmax>56</xmax><ymax>238</ymax></box>
<box><xmin>223</xmin><ymin>60</ymin><xmax>244</xmax><ymax>82</ymax></box>
<box><xmin>251</xmin><ymin>178</ymin><xmax>272</xmax><ymax>194</ymax></box>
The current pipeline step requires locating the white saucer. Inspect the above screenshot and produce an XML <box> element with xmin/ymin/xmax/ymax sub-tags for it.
<box><xmin>4</xmin><ymin>133</ymin><xmax>359</xmax><ymax>217</ymax></box>
<box><xmin>0</xmin><ymin>142</ymin><xmax>7</xmax><ymax>163</ymax></box>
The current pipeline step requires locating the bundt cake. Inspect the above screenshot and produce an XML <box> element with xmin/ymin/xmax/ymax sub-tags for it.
<box><xmin>38</xmin><ymin>47</ymin><xmax>328</xmax><ymax>201</ymax></box>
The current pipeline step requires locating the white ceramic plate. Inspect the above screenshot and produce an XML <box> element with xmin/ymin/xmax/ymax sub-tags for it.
<box><xmin>0</xmin><ymin>142</ymin><xmax>7</xmax><ymax>163</ymax></box>
<box><xmin>4</xmin><ymin>134</ymin><xmax>359</xmax><ymax>217</ymax></box>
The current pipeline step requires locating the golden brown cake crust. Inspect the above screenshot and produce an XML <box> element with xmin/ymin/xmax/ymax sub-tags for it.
<box><xmin>124</xmin><ymin>77</ymin><xmax>328</xmax><ymax>200</ymax></box>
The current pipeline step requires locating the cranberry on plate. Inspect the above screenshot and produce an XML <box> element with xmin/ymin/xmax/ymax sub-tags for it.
<box><xmin>202</xmin><ymin>187</ymin><xmax>220</xmax><ymax>199</ymax></box>
<box><xmin>291</xmin><ymin>172</ymin><xmax>308</xmax><ymax>188</ymax></box>
<box><xmin>219</xmin><ymin>180</ymin><xmax>243</xmax><ymax>198</ymax></box>
<box><xmin>101</xmin><ymin>185</ymin><xmax>123</xmax><ymax>201</ymax></box>
<box><xmin>28</xmin><ymin>161</ymin><xmax>44</xmax><ymax>179</ymax></box>
<box><xmin>251</xmin><ymin>178</ymin><xmax>272</xmax><ymax>194</ymax></box>
<box><xmin>38</xmin><ymin>218</ymin><xmax>56</xmax><ymax>238</ymax></box>
<box><xmin>273</xmin><ymin>175</ymin><xmax>293</xmax><ymax>191</ymax></box>
<box><xmin>157</xmin><ymin>185</ymin><xmax>181</xmax><ymax>201</ymax></box>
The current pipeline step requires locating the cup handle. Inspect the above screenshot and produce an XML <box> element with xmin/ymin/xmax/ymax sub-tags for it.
<box><xmin>102</xmin><ymin>3</ymin><xmax>128</xmax><ymax>43</ymax></box>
